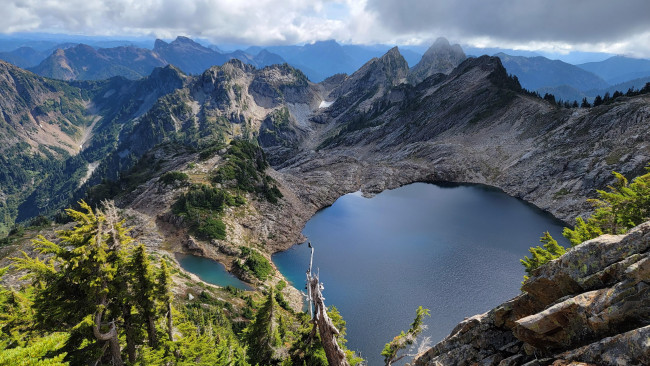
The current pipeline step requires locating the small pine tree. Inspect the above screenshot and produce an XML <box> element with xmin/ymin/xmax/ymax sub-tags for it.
<box><xmin>156</xmin><ymin>260</ymin><xmax>174</xmax><ymax>342</ymax></box>
<box><xmin>381</xmin><ymin>306</ymin><xmax>430</xmax><ymax>365</ymax></box>
<box><xmin>562</xmin><ymin>217</ymin><xmax>603</xmax><ymax>246</ymax></box>
<box><xmin>520</xmin><ymin>232</ymin><xmax>566</xmax><ymax>278</ymax></box>
<box><xmin>130</xmin><ymin>244</ymin><xmax>158</xmax><ymax>348</ymax></box>
<box><xmin>593</xmin><ymin>95</ymin><xmax>603</xmax><ymax>106</ymax></box>
<box><xmin>523</xmin><ymin>168</ymin><xmax>650</xmax><ymax>282</ymax></box>
<box><xmin>244</xmin><ymin>288</ymin><xmax>282</xmax><ymax>365</ymax></box>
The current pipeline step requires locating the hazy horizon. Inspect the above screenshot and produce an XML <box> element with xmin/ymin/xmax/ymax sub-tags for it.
<box><xmin>0</xmin><ymin>32</ymin><xmax>631</xmax><ymax>65</ymax></box>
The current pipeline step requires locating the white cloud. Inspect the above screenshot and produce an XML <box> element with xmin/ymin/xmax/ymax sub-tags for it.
<box><xmin>0</xmin><ymin>0</ymin><xmax>649</xmax><ymax>57</ymax></box>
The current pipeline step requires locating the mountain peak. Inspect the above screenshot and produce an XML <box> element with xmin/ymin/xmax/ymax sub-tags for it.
<box><xmin>431</xmin><ymin>37</ymin><xmax>451</xmax><ymax>48</ymax></box>
<box><xmin>383</xmin><ymin>46</ymin><xmax>401</xmax><ymax>59</ymax></box>
<box><xmin>449</xmin><ymin>55</ymin><xmax>523</xmax><ymax>92</ymax></box>
<box><xmin>171</xmin><ymin>36</ymin><xmax>199</xmax><ymax>46</ymax></box>
<box><xmin>409</xmin><ymin>38</ymin><xmax>466</xmax><ymax>84</ymax></box>
<box><xmin>378</xmin><ymin>46</ymin><xmax>408</xmax><ymax>73</ymax></box>
<box><xmin>153</xmin><ymin>39</ymin><xmax>168</xmax><ymax>50</ymax></box>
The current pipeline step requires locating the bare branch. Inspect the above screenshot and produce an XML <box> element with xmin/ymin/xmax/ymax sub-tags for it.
<box><xmin>306</xmin><ymin>242</ymin><xmax>350</xmax><ymax>366</ymax></box>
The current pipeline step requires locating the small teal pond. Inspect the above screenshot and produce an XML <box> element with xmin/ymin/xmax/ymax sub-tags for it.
<box><xmin>272</xmin><ymin>182</ymin><xmax>568</xmax><ymax>365</ymax></box>
<box><xmin>176</xmin><ymin>253</ymin><xmax>251</xmax><ymax>290</ymax></box>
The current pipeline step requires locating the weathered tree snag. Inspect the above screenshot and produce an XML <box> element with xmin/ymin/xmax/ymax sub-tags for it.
<box><xmin>306</xmin><ymin>242</ymin><xmax>350</xmax><ymax>366</ymax></box>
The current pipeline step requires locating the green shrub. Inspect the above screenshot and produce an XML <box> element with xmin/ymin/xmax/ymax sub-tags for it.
<box><xmin>238</xmin><ymin>247</ymin><xmax>273</xmax><ymax>281</ymax></box>
<box><xmin>160</xmin><ymin>171</ymin><xmax>189</xmax><ymax>185</ymax></box>
<box><xmin>522</xmin><ymin>169</ymin><xmax>650</xmax><ymax>281</ymax></box>
<box><xmin>172</xmin><ymin>184</ymin><xmax>242</xmax><ymax>240</ymax></box>
<box><xmin>196</xmin><ymin>217</ymin><xmax>227</xmax><ymax>240</ymax></box>
<box><xmin>211</xmin><ymin>140</ymin><xmax>282</xmax><ymax>203</ymax></box>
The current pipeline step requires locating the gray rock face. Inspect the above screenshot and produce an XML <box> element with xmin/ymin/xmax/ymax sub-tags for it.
<box><xmin>413</xmin><ymin>222</ymin><xmax>650</xmax><ymax>366</ymax></box>
<box><xmin>327</xmin><ymin>46</ymin><xmax>409</xmax><ymax>119</ymax></box>
<box><xmin>184</xmin><ymin>236</ymin><xmax>205</xmax><ymax>255</ymax></box>
<box><xmin>211</xmin><ymin>239</ymin><xmax>242</xmax><ymax>257</ymax></box>
<box><xmin>409</xmin><ymin>37</ymin><xmax>466</xmax><ymax>84</ymax></box>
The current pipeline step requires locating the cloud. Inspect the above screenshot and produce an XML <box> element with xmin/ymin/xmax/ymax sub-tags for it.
<box><xmin>0</xmin><ymin>0</ymin><xmax>649</xmax><ymax>57</ymax></box>
<box><xmin>0</xmin><ymin>0</ymin><xmax>352</xmax><ymax>45</ymax></box>
<box><xmin>364</xmin><ymin>0</ymin><xmax>650</xmax><ymax>45</ymax></box>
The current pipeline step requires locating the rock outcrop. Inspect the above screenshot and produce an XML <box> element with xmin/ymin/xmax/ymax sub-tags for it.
<box><xmin>409</xmin><ymin>37</ymin><xmax>466</xmax><ymax>84</ymax></box>
<box><xmin>414</xmin><ymin>222</ymin><xmax>650</xmax><ymax>366</ymax></box>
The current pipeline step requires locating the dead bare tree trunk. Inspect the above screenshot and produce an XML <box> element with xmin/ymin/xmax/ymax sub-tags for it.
<box><xmin>306</xmin><ymin>242</ymin><xmax>350</xmax><ymax>366</ymax></box>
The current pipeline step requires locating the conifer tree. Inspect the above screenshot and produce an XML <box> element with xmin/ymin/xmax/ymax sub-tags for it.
<box><xmin>381</xmin><ymin>306</ymin><xmax>430</xmax><ymax>365</ymax></box>
<box><xmin>244</xmin><ymin>287</ymin><xmax>281</xmax><ymax>365</ymax></box>
<box><xmin>522</xmin><ymin>168</ymin><xmax>650</xmax><ymax>281</ymax></box>
<box><xmin>520</xmin><ymin>232</ymin><xmax>566</xmax><ymax>277</ymax></box>
<box><xmin>156</xmin><ymin>260</ymin><xmax>174</xmax><ymax>342</ymax></box>
<box><xmin>593</xmin><ymin>94</ymin><xmax>603</xmax><ymax>106</ymax></box>
<box><xmin>14</xmin><ymin>201</ymin><xmax>129</xmax><ymax>365</ymax></box>
<box><xmin>131</xmin><ymin>244</ymin><xmax>158</xmax><ymax>348</ymax></box>
<box><xmin>12</xmin><ymin>201</ymin><xmax>177</xmax><ymax>365</ymax></box>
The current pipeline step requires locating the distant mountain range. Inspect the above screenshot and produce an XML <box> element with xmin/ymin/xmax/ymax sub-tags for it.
<box><xmin>0</xmin><ymin>47</ymin><xmax>48</xmax><ymax>68</ymax></box>
<box><xmin>261</xmin><ymin>40</ymin><xmax>423</xmax><ymax>82</ymax></box>
<box><xmin>3</xmin><ymin>37</ymin><xmax>424</xmax><ymax>83</ymax></box>
<box><xmin>496</xmin><ymin>53</ymin><xmax>650</xmax><ymax>102</ymax></box>
<box><xmin>578</xmin><ymin>56</ymin><xmax>650</xmax><ymax>85</ymax></box>
<box><xmin>25</xmin><ymin>37</ymin><xmax>287</xmax><ymax>80</ymax></box>
<box><xmin>1</xmin><ymin>35</ymin><xmax>649</xmax><ymax>102</ymax></box>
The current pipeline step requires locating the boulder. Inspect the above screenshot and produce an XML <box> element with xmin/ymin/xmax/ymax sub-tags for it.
<box><xmin>211</xmin><ymin>239</ymin><xmax>242</xmax><ymax>257</ymax></box>
<box><xmin>184</xmin><ymin>236</ymin><xmax>205</xmax><ymax>255</ymax></box>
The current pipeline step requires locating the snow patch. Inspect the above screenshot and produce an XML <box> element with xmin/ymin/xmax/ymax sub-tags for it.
<box><xmin>78</xmin><ymin>161</ymin><xmax>100</xmax><ymax>188</ymax></box>
<box><xmin>319</xmin><ymin>100</ymin><xmax>334</xmax><ymax>108</ymax></box>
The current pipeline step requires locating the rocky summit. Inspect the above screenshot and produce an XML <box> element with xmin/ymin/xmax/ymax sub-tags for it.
<box><xmin>409</xmin><ymin>37</ymin><xmax>466</xmax><ymax>84</ymax></box>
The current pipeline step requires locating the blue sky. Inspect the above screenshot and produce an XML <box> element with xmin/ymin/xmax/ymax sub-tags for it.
<box><xmin>1</xmin><ymin>0</ymin><xmax>649</xmax><ymax>58</ymax></box>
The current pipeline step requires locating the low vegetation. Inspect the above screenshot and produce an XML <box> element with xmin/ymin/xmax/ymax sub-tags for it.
<box><xmin>0</xmin><ymin>200</ymin><xmax>363</xmax><ymax>365</ymax></box>
<box><xmin>236</xmin><ymin>246</ymin><xmax>274</xmax><ymax>281</ymax></box>
<box><xmin>159</xmin><ymin>170</ymin><xmax>189</xmax><ymax>186</ymax></box>
<box><xmin>211</xmin><ymin>140</ymin><xmax>283</xmax><ymax>203</ymax></box>
<box><xmin>521</xmin><ymin>168</ymin><xmax>650</xmax><ymax>280</ymax></box>
<box><xmin>172</xmin><ymin>184</ymin><xmax>245</xmax><ymax>240</ymax></box>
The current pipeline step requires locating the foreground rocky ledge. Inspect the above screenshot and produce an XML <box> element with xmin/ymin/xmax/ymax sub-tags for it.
<box><xmin>414</xmin><ymin>221</ymin><xmax>650</xmax><ymax>366</ymax></box>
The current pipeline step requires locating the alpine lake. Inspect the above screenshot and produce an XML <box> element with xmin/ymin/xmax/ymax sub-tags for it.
<box><xmin>181</xmin><ymin>182</ymin><xmax>568</xmax><ymax>365</ymax></box>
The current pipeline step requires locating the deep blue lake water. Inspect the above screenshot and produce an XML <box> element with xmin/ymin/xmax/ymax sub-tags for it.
<box><xmin>176</xmin><ymin>253</ymin><xmax>251</xmax><ymax>290</ymax></box>
<box><xmin>272</xmin><ymin>182</ymin><xmax>568</xmax><ymax>365</ymax></box>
